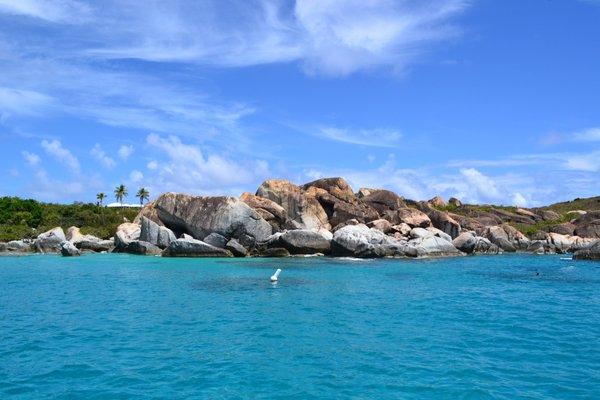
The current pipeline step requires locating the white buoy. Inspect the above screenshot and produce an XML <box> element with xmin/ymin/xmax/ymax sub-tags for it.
<box><xmin>270</xmin><ymin>268</ymin><xmax>282</xmax><ymax>282</ymax></box>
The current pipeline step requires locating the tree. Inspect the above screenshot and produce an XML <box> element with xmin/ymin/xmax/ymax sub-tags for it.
<box><xmin>114</xmin><ymin>184</ymin><xmax>128</xmax><ymax>206</ymax></box>
<box><xmin>136</xmin><ymin>187</ymin><xmax>150</xmax><ymax>205</ymax></box>
<box><xmin>96</xmin><ymin>192</ymin><xmax>106</xmax><ymax>207</ymax></box>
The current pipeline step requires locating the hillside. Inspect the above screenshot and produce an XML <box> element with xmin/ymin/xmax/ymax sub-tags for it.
<box><xmin>0</xmin><ymin>197</ymin><xmax>139</xmax><ymax>242</ymax></box>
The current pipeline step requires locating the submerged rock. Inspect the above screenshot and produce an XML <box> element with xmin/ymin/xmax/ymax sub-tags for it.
<box><xmin>162</xmin><ymin>238</ymin><xmax>233</xmax><ymax>257</ymax></box>
<box><xmin>260</xmin><ymin>247</ymin><xmax>291</xmax><ymax>257</ymax></box>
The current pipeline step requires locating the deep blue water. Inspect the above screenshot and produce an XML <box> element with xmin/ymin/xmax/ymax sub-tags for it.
<box><xmin>1</xmin><ymin>254</ymin><xmax>599</xmax><ymax>399</ymax></box>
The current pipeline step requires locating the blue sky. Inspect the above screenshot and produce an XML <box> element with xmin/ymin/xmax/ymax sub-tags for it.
<box><xmin>1</xmin><ymin>0</ymin><xmax>599</xmax><ymax>206</ymax></box>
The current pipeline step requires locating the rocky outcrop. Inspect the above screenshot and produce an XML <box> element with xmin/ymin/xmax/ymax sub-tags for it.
<box><xmin>120</xmin><ymin>240</ymin><xmax>162</xmax><ymax>255</ymax></box>
<box><xmin>452</xmin><ymin>232</ymin><xmax>499</xmax><ymax>254</ymax></box>
<box><xmin>141</xmin><ymin>193</ymin><xmax>273</xmax><ymax>247</ymax></box>
<box><xmin>240</xmin><ymin>192</ymin><xmax>289</xmax><ymax>231</ymax></box>
<box><xmin>35</xmin><ymin>227</ymin><xmax>66</xmax><ymax>253</ymax></box>
<box><xmin>78</xmin><ymin>239</ymin><xmax>114</xmax><ymax>252</ymax></box>
<box><xmin>226</xmin><ymin>239</ymin><xmax>247</xmax><ymax>257</ymax></box>
<box><xmin>162</xmin><ymin>237</ymin><xmax>233</xmax><ymax>257</ymax></box>
<box><xmin>331</xmin><ymin>224</ymin><xmax>411</xmax><ymax>258</ymax></box>
<box><xmin>302</xmin><ymin>178</ymin><xmax>379</xmax><ymax>227</ymax></box>
<box><xmin>392</xmin><ymin>207</ymin><xmax>431</xmax><ymax>228</ymax></box>
<box><xmin>139</xmin><ymin>217</ymin><xmax>176</xmax><ymax>249</ymax></box>
<box><xmin>202</xmin><ymin>232</ymin><xmax>228</xmax><ymax>249</ymax></box>
<box><xmin>0</xmin><ymin>240</ymin><xmax>34</xmax><ymax>253</ymax></box>
<box><xmin>573</xmin><ymin>240</ymin><xmax>600</xmax><ymax>260</ymax></box>
<box><xmin>428</xmin><ymin>196</ymin><xmax>446</xmax><ymax>208</ymax></box>
<box><xmin>60</xmin><ymin>241</ymin><xmax>81</xmax><ymax>257</ymax></box>
<box><xmin>256</xmin><ymin>179</ymin><xmax>331</xmax><ymax>233</ymax></box>
<box><xmin>279</xmin><ymin>229</ymin><xmax>331</xmax><ymax>255</ymax></box>
<box><xmin>573</xmin><ymin>211</ymin><xmax>600</xmax><ymax>238</ymax></box>
<box><xmin>483</xmin><ymin>224</ymin><xmax>529</xmax><ymax>252</ymax></box>
<box><xmin>359</xmin><ymin>189</ymin><xmax>404</xmax><ymax>215</ymax></box>
<box><xmin>114</xmin><ymin>222</ymin><xmax>141</xmax><ymax>251</ymax></box>
<box><xmin>412</xmin><ymin>236</ymin><xmax>463</xmax><ymax>258</ymax></box>
<box><xmin>366</xmin><ymin>219</ymin><xmax>392</xmax><ymax>233</ymax></box>
<box><xmin>427</xmin><ymin>209</ymin><xmax>461</xmax><ymax>239</ymax></box>
<box><xmin>448</xmin><ymin>197</ymin><xmax>462</xmax><ymax>207</ymax></box>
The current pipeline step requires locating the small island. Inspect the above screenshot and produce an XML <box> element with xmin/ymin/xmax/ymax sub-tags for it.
<box><xmin>2</xmin><ymin>177</ymin><xmax>599</xmax><ymax>260</ymax></box>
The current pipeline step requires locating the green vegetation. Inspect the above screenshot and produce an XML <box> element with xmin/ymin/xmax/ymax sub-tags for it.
<box><xmin>0</xmin><ymin>197</ymin><xmax>139</xmax><ymax>242</ymax></box>
<box><xmin>543</xmin><ymin>196</ymin><xmax>600</xmax><ymax>214</ymax></box>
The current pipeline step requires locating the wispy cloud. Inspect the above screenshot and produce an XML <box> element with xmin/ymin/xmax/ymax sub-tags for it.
<box><xmin>41</xmin><ymin>139</ymin><xmax>80</xmax><ymax>173</ymax></box>
<box><xmin>0</xmin><ymin>0</ymin><xmax>90</xmax><ymax>22</ymax></box>
<box><xmin>90</xmin><ymin>143</ymin><xmax>115</xmax><ymax>169</ymax></box>
<box><xmin>21</xmin><ymin>150</ymin><xmax>40</xmax><ymax>166</ymax></box>
<box><xmin>118</xmin><ymin>144</ymin><xmax>134</xmax><ymax>160</ymax></box>
<box><xmin>318</xmin><ymin>126</ymin><xmax>402</xmax><ymax>147</ymax></box>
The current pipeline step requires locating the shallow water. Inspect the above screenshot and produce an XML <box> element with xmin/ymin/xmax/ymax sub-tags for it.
<box><xmin>1</xmin><ymin>254</ymin><xmax>599</xmax><ymax>399</ymax></box>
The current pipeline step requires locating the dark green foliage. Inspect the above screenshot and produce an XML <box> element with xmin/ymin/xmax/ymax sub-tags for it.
<box><xmin>0</xmin><ymin>197</ymin><xmax>139</xmax><ymax>241</ymax></box>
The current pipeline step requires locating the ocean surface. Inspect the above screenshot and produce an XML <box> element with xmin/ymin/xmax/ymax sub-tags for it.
<box><xmin>1</xmin><ymin>254</ymin><xmax>599</xmax><ymax>399</ymax></box>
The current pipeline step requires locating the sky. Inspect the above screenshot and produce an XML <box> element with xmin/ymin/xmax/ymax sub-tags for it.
<box><xmin>0</xmin><ymin>0</ymin><xmax>599</xmax><ymax>207</ymax></box>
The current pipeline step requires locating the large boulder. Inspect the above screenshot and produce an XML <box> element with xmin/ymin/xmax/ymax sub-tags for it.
<box><xmin>240</xmin><ymin>192</ymin><xmax>289</xmax><ymax>231</ymax></box>
<box><xmin>428</xmin><ymin>196</ymin><xmax>446</xmax><ymax>208</ymax></box>
<box><xmin>279</xmin><ymin>229</ymin><xmax>331</xmax><ymax>255</ymax></box>
<box><xmin>393</xmin><ymin>207</ymin><xmax>431</xmax><ymax>228</ymax></box>
<box><xmin>225</xmin><ymin>239</ymin><xmax>247</xmax><ymax>257</ymax></box>
<box><xmin>359</xmin><ymin>189</ymin><xmax>404</xmax><ymax>215</ymax></box>
<box><xmin>331</xmin><ymin>224</ymin><xmax>409</xmax><ymax>258</ymax></box>
<box><xmin>302</xmin><ymin>177</ymin><xmax>379</xmax><ymax>226</ymax></box>
<box><xmin>427</xmin><ymin>209</ymin><xmax>461</xmax><ymax>239</ymax></box>
<box><xmin>162</xmin><ymin>237</ymin><xmax>233</xmax><ymax>257</ymax></box>
<box><xmin>203</xmin><ymin>232</ymin><xmax>228</xmax><ymax>249</ymax></box>
<box><xmin>412</xmin><ymin>236</ymin><xmax>463</xmax><ymax>258</ymax></box>
<box><xmin>256</xmin><ymin>179</ymin><xmax>331</xmax><ymax>233</ymax></box>
<box><xmin>120</xmin><ymin>240</ymin><xmax>162</xmax><ymax>255</ymax></box>
<box><xmin>114</xmin><ymin>222</ymin><xmax>141</xmax><ymax>251</ymax></box>
<box><xmin>573</xmin><ymin>211</ymin><xmax>600</xmax><ymax>238</ymax></box>
<box><xmin>139</xmin><ymin>216</ymin><xmax>176</xmax><ymax>249</ymax></box>
<box><xmin>483</xmin><ymin>225</ymin><xmax>529</xmax><ymax>252</ymax></box>
<box><xmin>573</xmin><ymin>240</ymin><xmax>600</xmax><ymax>260</ymax></box>
<box><xmin>34</xmin><ymin>227</ymin><xmax>66</xmax><ymax>253</ymax></box>
<box><xmin>60</xmin><ymin>241</ymin><xmax>81</xmax><ymax>257</ymax></box>
<box><xmin>366</xmin><ymin>219</ymin><xmax>392</xmax><ymax>233</ymax></box>
<box><xmin>140</xmin><ymin>193</ymin><xmax>273</xmax><ymax>247</ymax></box>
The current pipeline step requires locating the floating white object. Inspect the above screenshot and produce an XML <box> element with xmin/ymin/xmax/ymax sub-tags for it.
<box><xmin>270</xmin><ymin>268</ymin><xmax>282</xmax><ymax>282</ymax></box>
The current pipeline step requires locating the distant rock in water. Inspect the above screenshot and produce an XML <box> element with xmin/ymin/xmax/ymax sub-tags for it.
<box><xmin>573</xmin><ymin>240</ymin><xmax>600</xmax><ymax>260</ymax></box>
<box><xmin>162</xmin><ymin>237</ymin><xmax>233</xmax><ymax>257</ymax></box>
<box><xmin>35</xmin><ymin>227</ymin><xmax>66</xmax><ymax>253</ymax></box>
<box><xmin>60</xmin><ymin>241</ymin><xmax>81</xmax><ymax>257</ymax></box>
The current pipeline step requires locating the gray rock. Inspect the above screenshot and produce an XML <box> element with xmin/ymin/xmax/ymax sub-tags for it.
<box><xmin>140</xmin><ymin>193</ymin><xmax>273</xmax><ymax>246</ymax></box>
<box><xmin>426</xmin><ymin>227</ymin><xmax>452</xmax><ymax>243</ymax></box>
<box><xmin>367</xmin><ymin>219</ymin><xmax>392</xmax><ymax>233</ymax></box>
<box><xmin>410</xmin><ymin>227</ymin><xmax>432</xmax><ymax>239</ymax></box>
<box><xmin>139</xmin><ymin>216</ymin><xmax>176</xmax><ymax>249</ymax></box>
<box><xmin>527</xmin><ymin>241</ymin><xmax>559</xmax><ymax>255</ymax></box>
<box><xmin>573</xmin><ymin>240</ymin><xmax>600</xmax><ymax>260</ymax></box>
<box><xmin>226</xmin><ymin>239</ymin><xmax>247</xmax><ymax>257</ymax></box>
<box><xmin>331</xmin><ymin>224</ymin><xmax>409</xmax><ymax>258</ymax></box>
<box><xmin>114</xmin><ymin>222</ymin><xmax>141</xmax><ymax>251</ymax></box>
<box><xmin>119</xmin><ymin>240</ymin><xmax>162</xmax><ymax>255</ymax></box>
<box><xmin>279</xmin><ymin>229</ymin><xmax>331</xmax><ymax>255</ymax></box>
<box><xmin>35</xmin><ymin>227</ymin><xmax>66</xmax><ymax>253</ymax></box>
<box><xmin>203</xmin><ymin>232</ymin><xmax>228</xmax><ymax>249</ymax></box>
<box><xmin>412</xmin><ymin>236</ymin><xmax>463</xmax><ymax>257</ymax></box>
<box><xmin>452</xmin><ymin>232</ymin><xmax>478</xmax><ymax>253</ymax></box>
<box><xmin>60</xmin><ymin>241</ymin><xmax>81</xmax><ymax>256</ymax></box>
<box><xmin>1</xmin><ymin>239</ymin><xmax>34</xmax><ymax>253</ymax></box>
<box><xmin>162</xmin><ymin>238</ymin><xmax>233</xmax><ymax>257</ymax></box>
<box><xmin>77</xmin><ymin>239</ymin><xmax>114</xmax><ymax>252</ymax></box>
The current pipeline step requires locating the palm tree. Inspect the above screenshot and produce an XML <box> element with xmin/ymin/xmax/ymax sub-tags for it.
<box><xmin>96</xmin><ymin>192</ymin><xmax>106</xmax><ymax>207</ymax></box>
<box><xmin>114</xmin><ymin>184</ymin><xmax>128</xmax><ymax>206</ymax></box>
<box><xmin>136</xmin><ymin>187</ymin><xmax>150</xmax><ymax>205</ymax></box>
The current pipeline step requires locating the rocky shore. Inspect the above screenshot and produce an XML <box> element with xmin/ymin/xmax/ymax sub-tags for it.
<box><xmin>1</xmin><ymin>177</ymin><xmax>599</xmax><ymax>260</ymax></box>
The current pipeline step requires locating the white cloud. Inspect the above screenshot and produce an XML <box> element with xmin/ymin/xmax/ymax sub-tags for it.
<box><xmin>118</xmin><ymin>144</ymin><xmax>134</xmax><ymax>160</ymax></box>
<box><xmin>41</xmin><ymin>139</ymin><xmax>80</xmax><ymax>173</ymax></box>
<box><xmin>318</xmin><ymin>127</ymin><xmax>402</xmax><ymax>147</ymax></box>
<box><xmin>21</xmin><ymin>150</ymin><xmax>40</xmax><ymax>166</ymax></box>
<box><xmin>564</xmin><ymin>151</ymin><xmax>600</xmax><ymax>172</ymax></box>
<box><xmin>512</xmin><ymin>192</ymin><xmax>527</xmax><ymax>207</ymax></box>
<box><xmin>73</xmin><ymin>0</ymin><xmax>467</xmax><ymax>76</ymax></box>
<box><xmin>129</xmin><ymin>170</ymin><xmax>143</xmax><ymax>183</ymax></box>
<box><xmin>0</xmin><ymin>0</ymin><xmax>90</xmax><ymax>22</ymax></box>
<box><xmin>145</xmin><ymin>133</ymin><xmax>269</xmax><ymax>194</ymax></box>
<box><xmin>90</xmin><ymin>143</ymin><xmax>115</xmax><ymax>168</ymax></box>
<box><xmin>147</xmin><ymin>160</ymin><xmax>158</xmax><ymax>170</ymax></box>
<box><xmin>573</xmin><ymin>127</ymin><xmax>600</xmax><ymax>142</ymax></box>
<box><xmin>0</xmin><ymin>87</ymin><xmax>54</xmax><ymax>117</ymax></box>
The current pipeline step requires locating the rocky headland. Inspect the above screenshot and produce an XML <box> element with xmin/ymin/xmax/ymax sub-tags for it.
<box><xmin>2</xmin><ymin>177</ymin><xmax>599</xmax><ymax>260</ymax></box>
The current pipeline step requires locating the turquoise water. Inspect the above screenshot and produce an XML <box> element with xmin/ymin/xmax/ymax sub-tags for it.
<box><xmin>1</xmin><ymin>254</ymin><xmax>599</xmax><ymax>399</ymax></box>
